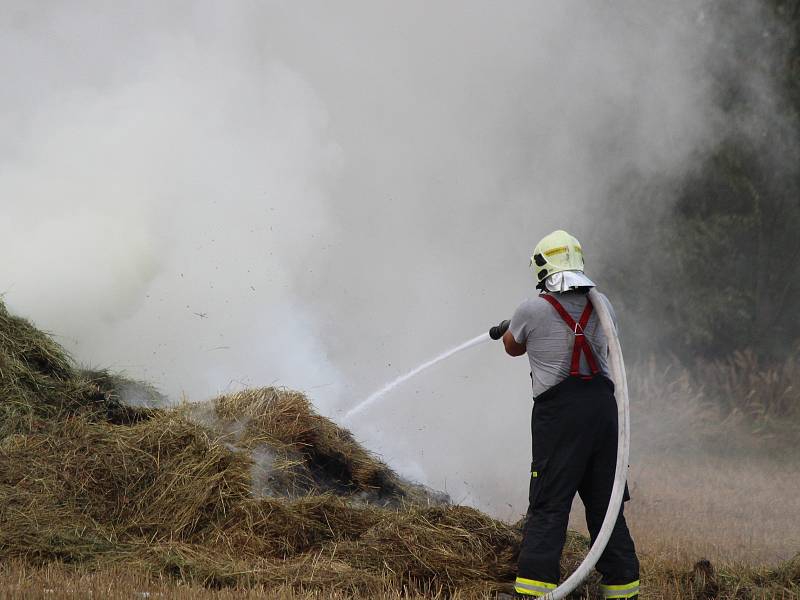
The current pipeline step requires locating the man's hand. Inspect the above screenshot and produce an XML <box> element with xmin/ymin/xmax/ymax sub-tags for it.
<box><xmin>489</xmin><ymin>319</ymin><xmax>526</xmax><ymax>356</ymax></box>
<box><xmin>502</xmin><ymin>329</ymin><xmax>527</xmax><ymax>357</ymax></box>
<box><xmin>489</xmin><ymin>319</ymin><xmax>510</xmax><ymax>340</ymax></box>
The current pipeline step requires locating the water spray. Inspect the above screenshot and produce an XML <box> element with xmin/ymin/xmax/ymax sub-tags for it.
<box><xmin>343</xmin><ymin>332</ymin><xmax>490</xmax><ymax>422</ymax></box>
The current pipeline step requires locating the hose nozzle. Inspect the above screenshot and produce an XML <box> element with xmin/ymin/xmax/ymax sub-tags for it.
<box><xmin>489</xmin><ymin>319</ymin><xmax>510</xmax><ymax>340</ymax></box>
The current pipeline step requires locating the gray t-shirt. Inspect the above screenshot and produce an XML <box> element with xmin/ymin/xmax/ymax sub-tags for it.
<box><xmin>509</xmin><ymin>291</ymin><xmax>618</xmax><ymax>398</ymax></box>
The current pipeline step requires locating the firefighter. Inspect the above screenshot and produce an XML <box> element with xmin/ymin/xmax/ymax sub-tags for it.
<box><xmin>489</xmin><ymin>230</ymin><xmax>640</xmax><ymax>599</ymax></box>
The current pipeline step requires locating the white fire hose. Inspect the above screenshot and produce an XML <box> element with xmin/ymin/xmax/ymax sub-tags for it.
<box><xmin>537</xmin><ymin>288</ymin><xmax>631</xmax><ymax>599</ymax></box>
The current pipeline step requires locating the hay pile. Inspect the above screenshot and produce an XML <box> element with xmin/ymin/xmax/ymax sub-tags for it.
<box><xmin>199</xmin><ymin>388</ymin><xmax>426</xmax><ymax>503</ymax></box>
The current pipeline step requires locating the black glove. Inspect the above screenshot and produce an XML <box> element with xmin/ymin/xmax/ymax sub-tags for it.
<box><xmin>489</xmin><ymin>319</ymin><xmax>510</xmax><ymax>340</ymax></box>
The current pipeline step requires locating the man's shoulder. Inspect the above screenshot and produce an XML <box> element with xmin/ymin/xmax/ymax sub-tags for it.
<box><xmin>513</xmin><ymin>295</ymin><xmax>551</xmax><ymax>319</ymax></box>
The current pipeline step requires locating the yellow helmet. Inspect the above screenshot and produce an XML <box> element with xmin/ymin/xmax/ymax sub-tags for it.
<box><xmin>530</xmin><ymin>230</ymin><xmax>585</xmax><ymax>284</ymax></box>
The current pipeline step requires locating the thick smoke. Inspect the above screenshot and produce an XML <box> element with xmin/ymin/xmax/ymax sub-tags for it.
<box><xmin>0</xmin><ymin>2</ymin><xmax>789</xmax><ymax>516</ymax></box>
<box><xmin>0</xmin><ymin>5</ymin><xmax>345</xmax><ymax>404</ymax></box>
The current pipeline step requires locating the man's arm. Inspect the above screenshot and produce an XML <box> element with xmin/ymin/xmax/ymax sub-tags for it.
<box><xmin>490</xmin><ymin>299</ymin><xmax>531</xmax><ymax>357</ymax></box>
<box><xmin>502</xmin><ymin>329</ymin><xmax>527</xmax><ymax>356</ymax></box>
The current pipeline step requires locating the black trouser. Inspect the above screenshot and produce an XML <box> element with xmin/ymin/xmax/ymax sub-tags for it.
<box><xmin>517</xmin><ymin>375</ymin><xmax>639</xmax><ymax>589</ymax></box>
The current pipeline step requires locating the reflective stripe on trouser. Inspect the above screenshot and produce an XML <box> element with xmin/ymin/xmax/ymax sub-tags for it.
<box><xmin>601</xmin><ymin>579</ymin><xmax>640</xmax><ymax>598</ymax></box>
<box><xmin>515</xmin><ymin>577</ymin><xmax>557</xmax><ymax>596</ymax></box>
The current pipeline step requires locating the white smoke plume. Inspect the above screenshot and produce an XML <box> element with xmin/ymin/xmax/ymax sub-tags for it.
<box><xmin>0</xmin><ymin>6</ymin><xmax>344</xmax><ymax>405</ymax></box>
<box><xmin>0</xmin><ymin>1</ymin><xmax>790</xmax><ymax>517</ymax></box>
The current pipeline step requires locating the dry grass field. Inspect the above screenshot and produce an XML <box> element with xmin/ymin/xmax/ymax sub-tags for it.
<box><xmin>567</xmin><ymin>452</ymin><xmax>800</xmax><ymax>567</ymax></box>
<box><xmin>1</xmin><ymin>553</ymin><xmax>798</xmax><ymax>600</ymax></box>
<box><xmin>626</xmin><ymin>454</ymin><xmax>800</xmax><ymax>565</ymax></box>
<box><xmin>0</xmin><ymin>561</ymin><xmax>447</xmax><ymax>600</ymax></box>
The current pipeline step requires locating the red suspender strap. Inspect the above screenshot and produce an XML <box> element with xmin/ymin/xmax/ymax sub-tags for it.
<box><xmin>540</xmin><ymin>294</ymin><xmax>600</xmax><ymax>379</ymax></box>
<box><xmin>577</xmin><ymin>301</ymin><xmax>601</xmax><ymax>377</ymax></box>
